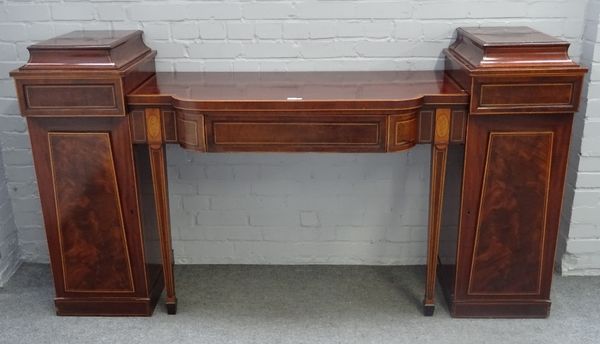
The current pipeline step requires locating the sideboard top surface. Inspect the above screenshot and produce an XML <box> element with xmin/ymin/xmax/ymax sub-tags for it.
<box><xmin>128</xmin><ymin>71</ymin><xmax>468</xmax><ymax>108</ymax></box>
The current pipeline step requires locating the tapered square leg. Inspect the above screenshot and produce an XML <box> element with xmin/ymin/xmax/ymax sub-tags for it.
<box><xmin>146</xmin><ymin>108</ymin><xmax>178</xmax><ymax>315</ymax></box>
<box><xmin>166</xmin><ymin>299</ymin><xmax>177</xmax><ymax>315</ymax></box>
<box><xmin>423</xmin><ymin>108</ymin><xmax>450</xmax><ymax>316</ymax></box>
<box><xmin>423</xmin><ymin>304</ymin><xmax>435</xmax><ymax>316</ymax></box>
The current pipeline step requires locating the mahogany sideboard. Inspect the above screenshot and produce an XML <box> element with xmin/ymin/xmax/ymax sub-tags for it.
<box><xmin>10</xmin><ymin>27</ymin><xmax>587</xmax><ymax>318</ymax></box>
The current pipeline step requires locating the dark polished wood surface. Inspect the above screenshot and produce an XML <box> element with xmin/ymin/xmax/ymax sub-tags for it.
<box><xmin>447</xmin><ymin>26</ymin><xmax>581</xmax><ymax>70</ymax></box>
<box><xmin>11</xmin><ymin>27</ymin><xmax>587</xmax><ymax>318</ymax></box>
<box><xmin>447</xmin><ymin>114</ymin><xmax>572</xmax><ymax>318</ymax></box>
<box><xmin>129</xmin><ymin>71</ymin><xmax>469</xmax><ymax>108</ymax></box>
<box><xmin>48</xmin><ymin>132</ymin><xmax>135</xmax><ymax>293</ymax></box>
<box><xmin>31</xmin><ymin>30</ymin><xmax>143</xmax><ymax>49</ymax></box>
<box><xmin>459</xmin><ymin>26</ymin><xmax>565</xmax><ymax>45</ymax></box>
<box><xmin>28</xmin><ymin>117</ymin><xmax>163</xmax><ymax>315</ymax></box>
<box><xmin>13</xmin><ymin>31</ymin><xmax>163</xmax><ymax>316</ymax></box>
<box><xmin>23</xmin><ymin>30</ymin><xmax>151</xmax><ymax>70</ymax></box>
<box><xmin>128</xmin><ymin>71</ymin><xmax>468</xmax><ymax>155</ymax></box>
<box><xmin>440</xmin><ymin>26</ymin><xmax>586</xmax><ymax>318</ymax></box>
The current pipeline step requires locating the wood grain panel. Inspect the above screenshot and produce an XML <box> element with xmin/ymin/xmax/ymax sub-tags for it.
<box><xmin>25</xmin><ymin>84</ymin><xmax>117</xmax><ymax>109</ymax></box>
<box><xmin>418</xmin><ymin>110</ymin><xmax>434</xmax><ymax>143</ymax></box>
<box><xmin>162</xmin><ymin>110</ymin><xmax>177</xmax><ymax>142</ymax></box>
<box><xmin>176</xmin><ymin>112</ymin><xmax>206</xmax><ymax>151</ymax></box>
<box><xmin>469</xmin><ymin>76</ymin><xmax>583</xmax><ymax>115</ymax></box>
<box><xmin>48</xmin><ymin>132</ymin><xmax>134</xmax><ymax>293</ymax></box>
<box><xmin>450</xmin><ymin>110</ymin><xmax>466</xmax><ymax>143</ymax></box>
<box><xmin>388</xmin><ymin>113</ymin><xmax>417</xmax><ymax>152</ymax></box>
<box><xmin>467</xmin><ymin>131</ymin><xmax>553</xmax><ymax>295</ymax></box>
<box><xmin>130</xmin><ymin>110</ymin><xmax>146</xmax><ymax>143</ymax></box>
<box><xmin>214</xmin><ymin>122</ymin><xmax>379</xmax><ymax>145</ymax></box>
<box><xmin>205</xmin><ymin>114</ymin><xmax>387</xmax><ymax>152</ymax></box>
<box><xmin>480</xmin><ymin>83</ymin><xmax>573</xmax><ymax>106</ymax></box>
<box><xmin>15</xmin><ymin>78</ymin><xmax>126</xmax><ymax>117</ymax></box>
<box><xmin>451</xmin><ymin>113</ymin><xmax>573</xmax><ymax>317</ymax></box>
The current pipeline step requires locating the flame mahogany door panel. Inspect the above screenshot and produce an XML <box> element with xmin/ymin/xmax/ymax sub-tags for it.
<box><xmin>452</xmin><ymin>114</ymin><xmax>572</xmax><ymax>317</ymax></box>
<box><xmin>27</xmin><ymin>117</ymin><xmax>163</xmax><ymax>315</ymax></box>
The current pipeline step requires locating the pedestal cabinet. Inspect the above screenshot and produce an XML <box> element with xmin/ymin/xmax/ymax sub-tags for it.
<box><xmin>12</xmin><ymin>31</ymin><xmax>164</xmax><ymax>315</ymax></box>
<box><xmin>439</xmin><ymin>27</ymin><xmax>586</xmax><ymax>317</ymax></box>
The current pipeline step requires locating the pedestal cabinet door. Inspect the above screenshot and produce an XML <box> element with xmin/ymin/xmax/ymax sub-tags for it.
<box><xmin>456</xmin><ymin>114</ymin><xmax>572</xmax><ymax>304</ymax></box>
<box><xmin>27</xmin><ymin>117</ymin><xmax>148</xmax><ymax>298</ymax></box>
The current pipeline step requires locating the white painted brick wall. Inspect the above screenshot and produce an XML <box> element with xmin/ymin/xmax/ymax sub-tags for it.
<box><xmin>167</xmin><ymin>148</ymin><xmax>430</xmax><ymax>264</ymax></box>
<box><xmin>0</xmin><ymin>0</ymin><xmax>596</xmax><ymax>272</ymax></box>
<box><xmin>0</xmin><ymin>148</ymin><xmax>20</xmax><ymax>287</ymax></box>
<box><xmin>559</xmin><ymin>0</ymin><xmax>600</xmax><ymax>276</ymax></box>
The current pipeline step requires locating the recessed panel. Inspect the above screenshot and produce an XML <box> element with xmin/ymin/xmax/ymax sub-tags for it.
<box><xmin>48</xmin><ymin>132</ymin><xmax>134</xmax><ymax>293</ymax></box>
<box><xmin>130</xmin><ymin>110</ymin><xmax>146</xmax><ymax>143</ymax></box>
<box><xmin>480</xmin><ymin>83</ymin><xmax>572</xmax><ymax>106</ymax></box>
<box><xmin>470</xmin><ymin>75</ymin><xmax>582</xmax><ymax>115</ymax></box>
<box><xmin>468</xmin><ymin>131</ymin><xmax>553</xmax><ymax>295</ymax></box>
<box><xmin>450</xmin><ymin>110</ymin><xmax>466</xmax><ymax>143</ymax></box>
<box><xmin>214</xmin><ymin>122</ymin><xmax>380</xmax><ymax>145</ymax></box>
<box><xmin>162</xmin><ymin>110</ymin><xmax>178</xmax><ymax>142</ymax></box>
<box><xmin>25</xmin><ymin>84</ymin><xmax>117</xmax><ymax>109</ymax></box>
<box><xmin>205</xmin><ymin>114</ymin><xmax>387</xmax><ymax>152</ymax></box>
<box><xmin>388</xmin><ymin>113</ymin><xmax>417</xmax><ymax>151</ymax></box>
<box><xmin>418</xmin><ymin>110</ymin><xmax>434</xmax><ymax>143</ymax></box>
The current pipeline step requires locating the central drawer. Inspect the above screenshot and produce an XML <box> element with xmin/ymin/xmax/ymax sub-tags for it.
<box><xmin>204</xmin><ymin>113</ymin><xmax>388</xmax><ymax>152</ymax></box>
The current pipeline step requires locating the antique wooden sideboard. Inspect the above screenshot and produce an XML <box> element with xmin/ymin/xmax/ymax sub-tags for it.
<box><xmin>10</xmin><ymin>27</ymin><xmax>587</xmax><ymax>318</ymax></box>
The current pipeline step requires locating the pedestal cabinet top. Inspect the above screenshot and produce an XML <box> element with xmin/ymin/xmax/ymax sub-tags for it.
<box><xmin>458</xmin><ymin>26</ymin><xmax>566</xmax><ymax>46</ymax></box>
<box><xmin>19</xmin><ymin>30</ymin><xmax>151</xmax><ymax>70</ymax></box>
<box><xmin>449</xmin><ymin>26</ymin><xmax>583</xmax><ymax>70</ymax></box>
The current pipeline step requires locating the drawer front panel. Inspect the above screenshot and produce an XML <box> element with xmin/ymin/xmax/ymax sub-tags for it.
<box><xmin>25</xmin><ymin>84</ymin><xmax>117</xmax><ymax>109</ymax></box>
<box><xmin>17</xmin><ymin>79</ymin><xmax>125</xmax><ymax>116</ymax></box>
<box><xmin>214</xmin><ymin>122</ymin><xmax>379</xmax><ymax>145</ymax></box>
<box><xmin>480</xmin><ymin>83</ymin><xmax>572</xmax><ymax>106</ymax></box>
<box><xmin>205</xmin><ymin>114</ymin><xmax>387</xmax><ymax>152</ymax></box>
<box><xmin>388</xmin><ymin>112</ymin><xmax>418</xmax><ymax>151</ymax></box>
<box><xmin>471</xmin><ymin>76</ymin><xmax>582</xmax><ymax>115</ymax></box>
<box><xmin>176</xmin><ymin>111</ymin><xmax>206</xmax><ymax>151</ymax></box>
